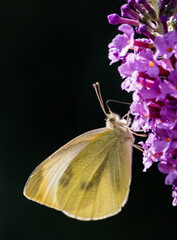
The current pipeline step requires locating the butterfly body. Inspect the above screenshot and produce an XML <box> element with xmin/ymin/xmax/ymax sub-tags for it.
<box><xmin>24</xmin><ymin>112</ymin><xmax>134</xmax><ymax>220</ymax></box>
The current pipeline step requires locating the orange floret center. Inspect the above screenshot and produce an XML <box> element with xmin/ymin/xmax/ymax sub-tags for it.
<box><xmin>167</xmin><ymin>47</ymin><xmax>173</xmax><ymax>53</ymax></box>
<box><xmin>149</xmin><ymin>61</ymin><xmax>155</xmax><ymax>67</ymax></box>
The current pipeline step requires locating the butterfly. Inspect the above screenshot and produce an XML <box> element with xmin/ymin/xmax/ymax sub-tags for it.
<box><xmin>23</xmin><ymin>82</ymin><xmax>134</xmax><ymax>220</ymax></box>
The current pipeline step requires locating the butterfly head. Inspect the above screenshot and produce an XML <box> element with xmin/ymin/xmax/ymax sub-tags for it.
<box><xmin>106</xmin><ymin>113</ymin><xmax>129</xmax><ymax>130</ymax></box>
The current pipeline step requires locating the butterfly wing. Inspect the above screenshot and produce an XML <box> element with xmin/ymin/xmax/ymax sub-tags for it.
<box><xmin>56</xmin><ymin>129</ymin><xmax>133</xmax><ymax>220</ymax></box>
<box><xmin>24</xmin><ymin>127</ymin><xmax>133</xmax><ymax>220</ymax></box>
<box><xmin>23</xmin><ymin>128</ymin><xmax>107</xmax><ymax>210</ymax></box>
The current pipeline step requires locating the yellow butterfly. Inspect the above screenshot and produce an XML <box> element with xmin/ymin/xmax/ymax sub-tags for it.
<box><xmin>23</xmin><ymin>82</ymin><xmax>134</xmax><ymax>220</ymax></box>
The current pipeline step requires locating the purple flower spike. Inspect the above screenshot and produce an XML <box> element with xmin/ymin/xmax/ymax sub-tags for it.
<box><xmin>108</xmin><ymin>0</ymin><xmax>177</xmax><ymax>207</ymax></box>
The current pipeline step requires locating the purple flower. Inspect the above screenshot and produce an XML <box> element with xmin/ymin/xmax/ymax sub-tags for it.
<box><xmin>136</xmin><ymin>49</ymin><xmax>159</xmax><ymax>78</ymax></box>
<box><xmin>158</xmin><ymin>161</ymin><xmax>172</xmax><ymax>174</ymax></box>
<box><xmin>108</xmin><ymin>24</ymin><xmax>134</xmax><ymax>65</ymax></box>
<box><xmin>130</xmin><ymin>100</ymin><xmax>149</xmax><ymax>131</ymax></box>
<box><xmin>108</xmin><ymin>42</ymin><xmax>120</xmax><ymax>65</ymax></box>
<box><xmin>139</xmin><ymin>77</ymin><xmax>161</xmax><ymax>100</ymax></box>
<box><xmin>119</xmin><ymin>49</ymin><xmax>159</xmax><ymax>78</ymax></box>
<box><xmin>155</xmin><ymin>31</ymin><xmax>177</xmax><ymax>59</ymax></box>
<box><xmin>159</xmin><ymin>80</ymin><xmax>177</xmax><ymax>100</ymax></box>
<box><xmin>121</xmin><ymin>71</ymin><xmax>139</xmax><ymax>92</ymax></box>
<box><xmin>139</xmin><ymin>133</ymin><xmax>155</xmax><ymax>171</ymax></box>
<box><xmin>168</xmin><ymin>70</ymin><xmax>177</xmax><ymax>87</ymax></box>
<box><xmin>165</xmin><ymin>169</ymin><xmax>177</xmax><ymax>185</ymax></box>
<box><xmin>172</xmin><ymin>190</ymin><xmax>177</xmax><ymax>206</ymax></box>
<box><xmin>107</xmin><ymin>13</ymin><xmax>120</xmax><ymax>25</ymax></box>
<box><xmin>118</xmin><ymin>53</ymin><xmax>137</xmax><ymax>77</ymax></box>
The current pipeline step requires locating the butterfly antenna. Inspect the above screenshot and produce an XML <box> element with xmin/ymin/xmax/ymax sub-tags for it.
<box><xmin>106</xmin><ymin>100</ymin><xmax>131</xmax><ymax>115</ymax></box>
<box><xmin>93</xmin><ymin>82</ymin><xmax>108</xmax><ymax>117</ymax></box>
<box><xmin>106</xmin><ymin>99</ymin><xmax>131</xmax><ymax>107</ymax></box>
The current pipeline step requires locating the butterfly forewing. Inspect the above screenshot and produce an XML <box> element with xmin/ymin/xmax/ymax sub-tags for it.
<box><xmin>23</xmin><ymin>128</ymin><xmax>107</xmax><ymax>210</ymax></box>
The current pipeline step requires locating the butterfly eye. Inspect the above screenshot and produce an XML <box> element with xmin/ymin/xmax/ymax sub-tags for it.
<box><xmin>109</xmin><ymin>117</ymin><xmax>115</xmax><ymax>122</ymax></box>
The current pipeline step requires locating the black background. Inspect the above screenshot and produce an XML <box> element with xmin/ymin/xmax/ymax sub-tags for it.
<box><xmin>1</xmin><ymin>0</ymin><xmax>176</xmax><ymax>239</ymax></box>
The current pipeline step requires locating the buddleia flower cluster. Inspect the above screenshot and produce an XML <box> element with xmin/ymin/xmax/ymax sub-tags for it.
<box><xmin>108</xmin><ymin>0</ymin><xmax>177</xmax><ymax>205</ymax></box>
